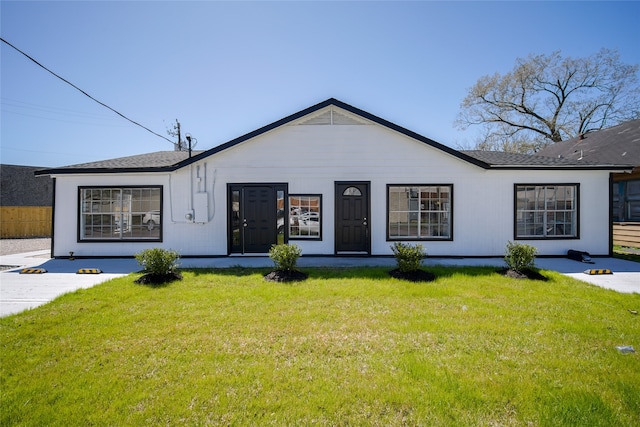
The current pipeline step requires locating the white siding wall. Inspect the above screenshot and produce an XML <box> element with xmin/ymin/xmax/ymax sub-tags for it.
<box><xmin>51</xmin><ymin>120</ymin><xmax>614</xmax><ymax>257</ymax></box>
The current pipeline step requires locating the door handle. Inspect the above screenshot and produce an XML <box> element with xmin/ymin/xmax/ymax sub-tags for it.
<box><xmin>363</xmin><ymin>217</ymin><xmax>368</xmax><ymax>226</ymax></box>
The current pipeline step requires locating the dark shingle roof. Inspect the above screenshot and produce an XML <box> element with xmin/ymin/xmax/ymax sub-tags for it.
<box><xmin>36</xmin><ymin>151</ymin><xmax>204</xmax><ymax>175</ymax></box>
<box><xmin>460</xmin><ymin>150</ymin><xmax>608</xmax><ymax>167</ymax></box>
<box><xmin>536</xmin><ymin>118</ymin><xmax>640</xmax><ymax>166</ymax></box>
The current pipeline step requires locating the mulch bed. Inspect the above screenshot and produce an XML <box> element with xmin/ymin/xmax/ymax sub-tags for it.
<box><xmin>264</xmin><ymin>270</ymin><xmax>309</xmax><ymax>283</ymax></box>
<box><xmin>388</xmin><ymin>268</ymin><xmax>436</xmax><ymax>282</ymax></box>
<box><xmin>135</xmin><ymin>272</ymin><xmax>183</xmax><ymax>285</ymax></box>
<box><xmin>497</xmin><ymin>268</ymin><xmax>547</xmax><ymax>281</ymax></box>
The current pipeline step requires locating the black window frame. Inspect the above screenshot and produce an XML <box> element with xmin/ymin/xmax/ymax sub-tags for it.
<box><xmin>78</xmin><ymin>185</ymin><xmax>163</xmax><ymax>243</ymax></box>
<box><xmin>514</xmin><ymin>183</ymin><xmax>579</xmax><ymax>240</ymax></box>
<box><xmin>386</xmin><ymin>184</ymin><xmax>453</xmax><ymax>241</ymax></box>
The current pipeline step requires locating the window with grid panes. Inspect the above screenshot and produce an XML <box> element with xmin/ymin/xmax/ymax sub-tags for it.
<box><xmin>79</xmin><ymin>187</ymin><xmax>162</xmax><ymax>241</ymax></box>
<box><xmin>288</xmin><ymin>195</ymin><xmax>321</xmax><ymax>239</ymax></box>
<box><xmin>515</xmin><ymin>184</ymin><xmax>578</xmax><ymax>239</ymax></box>
<box><xmin>387</xmin><ymin>185</ymin><xmax>452</xmax><ymax>240</ymax></box>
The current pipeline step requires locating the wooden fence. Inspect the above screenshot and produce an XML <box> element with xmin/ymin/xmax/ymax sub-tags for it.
<box><xmin>0</xmin><ymin>206</ymin><xmax>52</xmax><ymax>238</ymax></box>
<box><xmin>613</xmin><ymin>222</ymin><xmax>640</xmax><ymax>249</ymax></box>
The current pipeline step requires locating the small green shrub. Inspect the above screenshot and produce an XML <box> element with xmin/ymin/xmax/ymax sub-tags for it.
<box><xmin>135</xmin><ymin>248</ymin><xmax>180</xmax><ymax>275</ymax></box>
<box><xmin>391</xmin><ymin>242</ymin><xmax>426</xmax><ymax>273</ymax></box>
<box><xmin>269</xmin><ymin>244</ymin><xmax>302</xmax><ymax>271</ymax></box>
<box><xmin>504</xmin><ymin>241</ymin><xmax>537</xmax><ymax>272</ymax></box>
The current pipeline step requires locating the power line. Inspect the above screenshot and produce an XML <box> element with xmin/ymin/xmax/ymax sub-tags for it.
<box><xmin>3</xmin><ymin>109</ymin><xmax>130</xmax><ymax>127</ymax></box>
<box><xmin>2</xmin><ymin>97</ymin><xmax>120</xmax><ymax>120</ymax></box>
<box><xmin>2</xmin><ymin>97</ymin><xmax>130</xmax><ymax>126</ymax></box>
<box><xmin>1</xmin><ymin>37</ymin><xmax>175</xmax><ymax>145</ymax></box>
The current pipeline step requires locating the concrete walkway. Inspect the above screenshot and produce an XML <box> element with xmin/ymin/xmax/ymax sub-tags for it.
<box><xmin>1</xmin><ymin>252</ymin><xmax>638</xmax><ymax>317</ymax></box>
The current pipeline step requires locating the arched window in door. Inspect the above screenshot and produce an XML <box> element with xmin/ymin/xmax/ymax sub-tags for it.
<box><xmin>342</xmin><ymin>186</ymin><xmax>362</xmax><ymax>196</ymax></box>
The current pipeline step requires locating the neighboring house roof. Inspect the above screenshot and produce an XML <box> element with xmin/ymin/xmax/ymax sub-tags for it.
<box><xmin>1</xmin><ymin>164</ymin><xmax>53</xmax><ymax>206</ymax></box>
<box><xmin>537</xmin><ymin>118</ymin><xmax>640</xmax><ymax>167</ymax></box>
<box><xmin>36</xmin><ymin>98</ymin><xmax>634</xmax><ymax>176</ymax></box>
<box><xmin>460</xmin><ymin>150</ymin><xmax>607</xmax><ymax>168</ymax></box>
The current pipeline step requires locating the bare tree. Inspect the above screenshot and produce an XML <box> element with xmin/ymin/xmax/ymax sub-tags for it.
<box><xmin>456</xmin><ymin>49</ymin><xmax>640</xmax><ymax>153</ymax></box>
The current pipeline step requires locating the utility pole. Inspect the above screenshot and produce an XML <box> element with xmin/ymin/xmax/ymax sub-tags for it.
<box><xmin>167</xmin><ymin>119</ymin><xmax>196</xmax><ymax>154</ymax></box>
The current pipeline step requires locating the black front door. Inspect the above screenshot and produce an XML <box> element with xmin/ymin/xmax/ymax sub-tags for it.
<box><xmin>335</xmin><ymin>182</ymin><xmax>370</xmax><ymax>254</ymax></box>
<box><xmin>229</xmin><ymin>185</ymin><xmax>285</xmax><ymax>254</ymax></box>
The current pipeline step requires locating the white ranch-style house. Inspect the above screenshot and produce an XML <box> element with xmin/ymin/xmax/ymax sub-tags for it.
<box><xmin>36</xmin><ymin>99</ymin><xmax>632</xmax><ymax>258</ymax></box>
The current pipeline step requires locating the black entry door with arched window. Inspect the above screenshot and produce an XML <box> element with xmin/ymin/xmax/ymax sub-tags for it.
<box><xmin>335</xmin><ymin>182</ymin><xmax>370</xmax><ymax>254</ymax></box>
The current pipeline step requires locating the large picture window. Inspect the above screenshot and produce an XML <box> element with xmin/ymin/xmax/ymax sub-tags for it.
<box><xmin>289</xmin><ymin>195</ymin><xmax>321</xmax><ymax>239</ymax></box>
<box><xmin>79</xmin><ymin>186</ymin><xmax>162</xmax><ymax>241</ymax></box>
<box><xmin>387</xmin><ymin>185</ymin><xmax>452</xmax><ymax>240</ymax></box>
<box><xmin>515</xmin><ymin>184</ymin><xmax>578</xmax><ymax>239</ymax></box>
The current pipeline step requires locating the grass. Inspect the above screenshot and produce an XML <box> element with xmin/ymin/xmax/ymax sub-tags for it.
<box><xmin>1</xmin><ymin>266</ymin><xmax>639</xmax><ymax>426</ymax></box>
<box><xmin>613</xmin><ymin>245</ymin><xmax>640</xmax><ymax>263</ymax></box>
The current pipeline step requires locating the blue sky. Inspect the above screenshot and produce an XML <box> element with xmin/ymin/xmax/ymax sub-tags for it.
<box><xmin>2</xmin><ymin>1</ymin><xmax>639</xmax><ymax>167</ymax></box>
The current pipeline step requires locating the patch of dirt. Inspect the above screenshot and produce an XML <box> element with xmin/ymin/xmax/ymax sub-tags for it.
<box><xmin>264</xmin><ymin>270</ymin><xmax>309</xmax><ymax>283</ymax></box>
<box><xmin>497</xmin><ymin>268</ymin><xmax>548</xmax><ymax>281</ymax></box>
<box><xmin>389</xmin><ymin>268</ymin><xmax>436</xmax><ymax>282</ymax></box>
<box><xmin>134</xmin><ymin>271</ymin><xmax>183</xmax><ymax>285</ymax></box>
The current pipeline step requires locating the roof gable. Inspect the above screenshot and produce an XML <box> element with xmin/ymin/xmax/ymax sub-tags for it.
<box><xmin>295</xmin><ymin>106</ymin><xmax>369</xmax><ymax>126</ymax></box>
<box><xmin>181</xmin><ymin>98</ymin><xmax>489</xmax><ymax>170</ymax></box>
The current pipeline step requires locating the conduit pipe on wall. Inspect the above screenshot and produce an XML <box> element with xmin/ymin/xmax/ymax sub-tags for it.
<box><xmin>187</xmin><ymin>164</ymin><xmax>194</xmax><ymax>221</ymax></box>
<box><xmin>167</xmin><ymin>174</ymin><xmax>178</xmax><ymax>223</ymax></box>
<box><xmin>167</xmin><ymin>165</ymin><xmax>217</xmax><ymax>223</ymax></box>
<box><xmin>209</xmin><ymin>167</ymin><xmax>216</xmax><ymax>221</ymax></box>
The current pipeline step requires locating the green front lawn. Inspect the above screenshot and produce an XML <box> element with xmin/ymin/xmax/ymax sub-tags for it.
<box><xmin>2</xmin><ymin>267</ymin><xmax>639</xmax><ymax>426</ymax></box>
